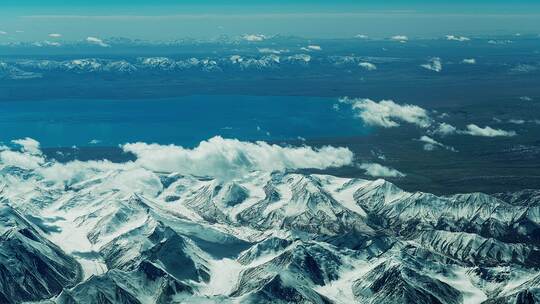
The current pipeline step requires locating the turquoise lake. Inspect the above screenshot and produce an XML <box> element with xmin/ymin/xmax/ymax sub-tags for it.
<box><xmin>0</xmin><ymin>95</ymin><xmax>368</xmax><ymax>147</ymax></box>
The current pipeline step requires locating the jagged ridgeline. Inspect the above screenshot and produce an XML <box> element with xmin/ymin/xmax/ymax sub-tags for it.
<box><xmin>0</xmin><ymin>161</ymin><xmax>539</xmax><ymax>303</ymax></box>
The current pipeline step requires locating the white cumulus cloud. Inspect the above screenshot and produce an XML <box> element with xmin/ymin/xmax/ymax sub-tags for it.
<box><xmin>242</xmin><ymin>34</ymin><xmax>266</xmax><ymax>42</ymax></box>
<box><xmin>391</xmin><ymin>35</ymin><xmax>408</xmax><ymax>42</ymax></box>
<box><xmin>462</xmin><ymin>58</ymin><xmax>476</xmax><ymax>64</ymax></box>
<box><xmin>12</xmin><ymin>138</ymin><xmax>42</xmax><ymax>155</ymax></box>
<box><xmin>359</xmin><ymin>62</ymin><xmax>377</xmax><ymax>71</ymax></box>
<box><xmin>446</xmin><ymin>35</ymin><xmax>470</xmax><ymax>42</ymax></box>
<box><xmin>340</xmin><ymin>98</ymin><xmax>431</xmax><ymax>128</ymax></box>
<box><xmin>86</xmin><ymin>36</ymin><xmax>109</xmax><ymax>47</ymax></box>
<box><xmin>434</xmin><ymin>123</ymin><xmax>458</xmax><ymax>136</ymax></box>
<box><xmin>359</xmin><ymin>163</ymin><xmax>405</xmax><ymax>178</ymax></box>
<box><xmin>421</xmin><ymin>57</ymin><xmax>442</xmax><ymax>72</ymax></box>
<box><xmin>0</xmin><ymin>150</ymin><xmax>44</xmax><ymax>170</ymax></box>
<box><xmin>122</xmin><ymin>136</ymin><xmax>354</xmax><ymax>180</ymax></box>
<box><xmin>464</xmin><ymin>124</ymin><xmax>516</xmax><ymax>137</ymax></box>
<box><xmin>0</xmin><ymin>137</ymin><xmax>354</xmax><ymax>184</ymax></box>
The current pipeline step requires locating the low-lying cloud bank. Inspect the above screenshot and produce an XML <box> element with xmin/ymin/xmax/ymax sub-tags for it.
<box><xmin>123</xmin><ymin>136</ymin><xmax>353</xmax><ymax>179</ymax></box>
<box><xmin>340</xmin><ymin>98</ymin><xmax>431</xmax><ymax>128</ymax></box>
<box><xmin>0</xmin><ymin>136</ymin><xmax>354</xmax><ymax>182</ymax></box>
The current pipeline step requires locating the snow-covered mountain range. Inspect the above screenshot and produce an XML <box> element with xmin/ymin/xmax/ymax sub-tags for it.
<box><xmin>0</xmin><ymin>55</ymin><xmax>311</xmax><ymax>78</ymax></box>
<box><xmin>0</xmin><ymin>139</ymin><xmax>539</xmax><ymax>304</ymax></box>
<box><xmin>0</xmin><ymin>55</ymin><xmax>407</xmax><ymax>79</ymax></box>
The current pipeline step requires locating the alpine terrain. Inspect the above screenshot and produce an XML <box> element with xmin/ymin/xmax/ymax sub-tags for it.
<box><xmin>0</xmin><ymin>139</ymin><xmax>538</xmax><ymax>304</ymax></box>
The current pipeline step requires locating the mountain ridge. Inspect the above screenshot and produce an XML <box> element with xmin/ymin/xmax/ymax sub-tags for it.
<box><xmin>1</xmin><ymin>160</ymin><xmax>539</xmax><ymax>303</ymax></box>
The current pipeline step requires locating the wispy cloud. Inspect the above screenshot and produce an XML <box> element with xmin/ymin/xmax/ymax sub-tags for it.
<box><xmin>21</xmin><ymin>12</ymin><xmax>427</xmax><ymax>21</ymax></box>
<box><xmin>510</xmin><ymin>64</ymin><xmax>538</xmax><ymax>74</ymax></box>
<box><xmin>419</xmin><ymin>135</ymin><xmax>456</xmax><ymax>152</ymax></box>
<box><xmin>488</xmin><ymin>39</ymin><xmax>513</xmax><ymax>45</ymax></box>
<box><xmin>300</xmin><ymin>45</ymin><xmax>322</xmax><ymax>52</ymax></box>
<box><xmin>41</xmin><ymin>41</ymin><xmax>62</xmax><ymax>47</ymax></box>
<box><xmin>258</xmin><ymin>48</ymin><xmax>288</xmax><ymax>54</ymax></box>
<box><xmin>508</xmin><ymin>119</ymin><xmax>525</xmax><ymax>125</ymax></box>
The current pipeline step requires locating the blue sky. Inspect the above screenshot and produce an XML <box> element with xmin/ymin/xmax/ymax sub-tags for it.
<box><xmin>1</xmin><ymin>1</ymin><xmax>539</xmax><ymax>41</ymax></box>
<box><xmin>4</xmin><ymin>0</ymin><xmax>540</xmax><ymax>12</ymax></box>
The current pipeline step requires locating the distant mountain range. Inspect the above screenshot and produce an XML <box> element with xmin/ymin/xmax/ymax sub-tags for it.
<box><xmin>1</xmin><ymin>35</ymin><xmax>538</xmax><ymax>81</ymax></box>
<box><xmin>0</xmin><ymin>54</ymin><xmax>409</xmax><ymax>80</ymax></box>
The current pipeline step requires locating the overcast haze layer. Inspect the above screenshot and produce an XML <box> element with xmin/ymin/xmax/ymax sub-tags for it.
<box><xmin>1</xmin><ymin>0</ymin><xmax>539</xmax><ymax>40</ymax></box>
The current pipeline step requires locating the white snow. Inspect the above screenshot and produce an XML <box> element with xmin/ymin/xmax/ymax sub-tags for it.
<box><xmin>41</xmin><ymin>197</ymin><xmax>108</xmax><ymax>279</ymax></box>
<box><xmin>318</xmin><ymin>175</ymin><xmax>368</xmax><ymax>217</ymax></box>
<box><xmin>433</xmin><ymin>267</ymin><xmax>487</xmax><ymax>304</ymax></box>
<box><xmin>202</xmin><ymin>258</ymin><xmax>244</xmax><ymax>296</ymax></box>
<box><xmin>316</xmin><ymin>258</ymin><xmax>385</xmax><ymax>304</ymax></box>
